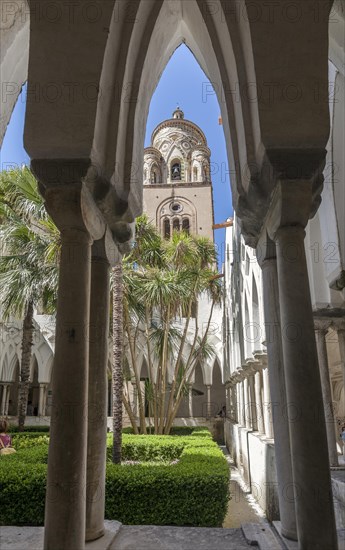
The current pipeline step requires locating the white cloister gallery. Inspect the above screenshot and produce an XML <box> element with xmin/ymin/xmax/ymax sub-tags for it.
<box><xmin>0</xmin><ymin>2</ymin><xmax>344</xmax><ymax>550</ymax></box>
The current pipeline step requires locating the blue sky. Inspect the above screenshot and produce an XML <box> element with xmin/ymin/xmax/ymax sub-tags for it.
<box><xmin>0</xmin><ymin>45</ymin><xmax>232</xmax><ymax>267</ymax></box>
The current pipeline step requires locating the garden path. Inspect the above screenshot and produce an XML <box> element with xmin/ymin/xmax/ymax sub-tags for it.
<box><xmin>220</xmin><ymin>446</ymin><xmax>264</xmax><ymax>528</ymax></box>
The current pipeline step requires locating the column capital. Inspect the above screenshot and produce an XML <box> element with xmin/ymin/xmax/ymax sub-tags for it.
<box><xmin>234</xmin><ymin>368</ymin><xmax>245</xmax><ymax>382</ymax></box>
<box><xmin>245</xmin><ymin>359</ymin><xmax>260</xmax><ymax>375</ymax></box>
<box><xmin>333</xmin><ymin>319</ymin><xmax>345</xmax><ymax>333</ymax></box>
<box><xmin>314</xmin><ymin>318</ymin><xmax>332</xmax><ymax>333</ymax></box>
<box><xmin>44</xmin><ymin>182</ymin><xmax>105</xmax><ymax>241</ymax></box>
<box><xmin>253</xmin><ymin>351</ymin><xmax>268</xmax><ymax>368</ymax></box>
<box><xmin>92</xmin><ymin>227</ymin><xmax>122</xmax><ymax>267</ymax></box>
<box><xmin>266</xmin><ymin>179</ymin><xmax>313</xmax><ymax>242</ymax></box>
<box><xmin>256</xmin><ymin>232</ymin><xmax>276</xmax><ymax>267</ymax></box>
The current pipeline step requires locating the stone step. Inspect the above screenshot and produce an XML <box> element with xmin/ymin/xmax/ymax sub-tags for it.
<box><xmin>272</xmin><ymin>522</ymin><xmax>298</xmax><ymax>550</ymax></box>
<box><xmin>242</xmin><ymin>522</ymin><xmax>285</xmax><ymax>549</ymax></box>
<box><xmin>110</xmin><ymin>525</ymin><xmax>251</xmax><ymax>549</ymax></box>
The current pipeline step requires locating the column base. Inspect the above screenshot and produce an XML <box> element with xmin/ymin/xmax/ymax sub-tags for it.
<box><xmin>280</xmin><ymin>527</ymin><xmax>298</xmax><ymax>541</ymax></box>
<box><xmin>85</xmin><ymin>527</ymin><xmax>105</xmax><ymax>542</ymax></box>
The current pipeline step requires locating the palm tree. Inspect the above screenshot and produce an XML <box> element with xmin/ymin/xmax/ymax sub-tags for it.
<box><xmin>121</xmin><ymin>216</ymin><xmax>221</xmax><ymax>434</ymax></box>
<box><xmin>0</xmin><ymin>167</ymin><xmax>59</xmax><ymax>430</ymax></box>
<box><xmin>112</xmin><ymin>262</ymin><xmax>124</xmax><ymax>463</ymax></box>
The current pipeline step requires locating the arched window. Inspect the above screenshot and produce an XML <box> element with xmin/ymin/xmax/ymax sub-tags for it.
<box><xmin>163</xmin><ymin>218</ymin><xmax>170</xmax><ymax>239</ymax></box>
<box><xmin>173</xmin><ymin>218</ymin><xmax>180</xmax><ymax>231</ymax></box>
<box><xmin>193</xmin><ymin>166</ymin><xmax>198</xmax><ymax>182</ymax></box>
<box><xmin>171</xmin><ymin>161</ymin><xmax>181</xmax><ymax>180</ymax></box>
<box><xmin>202</xmin><ymin>161</ymin><xmax>210</xmax><ymax>182</ymax></box>
<box><xmin>151</xmin><ymin>165</ymin><xmax>160</xmax><ymax>183</ymax></box>
<box><xmin>182</xmin><ymin>218</ymin><xmax>190</xmax><ymax>234</ymax></box>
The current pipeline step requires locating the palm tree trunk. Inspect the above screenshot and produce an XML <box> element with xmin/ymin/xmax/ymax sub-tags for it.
<box><xmin>166</xmin><ymin>301</ymin><xmax>214</xmax><ymax>433</ymax></box>
<box><xmin>124</xmin><ymin>309</ymin><xmax>147</xmax><ymax>434</ymax></box>
<box><xmin>112</xmin><ymin>263</ymin><xmax>123</xmax><ymax>464</ymax></box>
<box><xmin>18</xmin><ymin>300</ymin><xmax>34</xmax><ymax>432</ymax></box>
<box><xmin>158</xmin><ymin>306</ymin><xmax>170</xmax><ymax>434</ymax></box>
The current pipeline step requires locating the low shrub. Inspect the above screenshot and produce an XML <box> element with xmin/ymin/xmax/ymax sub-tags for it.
<box><xmin>11</xmin><ymin>433</ymin><xmax>49</xmax><ymax>449</ymax></box>
<box><xmin>0</xmin><ymin>428</ymin><xmax>229</xmax><ymax>527</ymax></box>
<box><xmin>108</xmin><ymin>435</ymin><xmax>185</xmax><ymax>462</ymax></box>
<box><xmin>8</xmin><ymin>426</ymin><xmax>50</xmax><ymax>433</ymax></box>
<box><xmin>105</xmin><ymin>442</ymin><xmax>229</xmax><ymax>526</ymax></box>
<box><xmin>122</xmin><ymin>426</ymin><xmax>211</xmax><ymax>437</ymax></box>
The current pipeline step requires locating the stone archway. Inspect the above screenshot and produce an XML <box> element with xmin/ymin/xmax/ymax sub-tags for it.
<box><xmin>192</xmin><ymin>362</ymin><xmax>207</xmax><ymax>418</ymax></box>
<box><xmin>210</xmin><ymin>359</ymin><xmax>225</xmax><ymax>418</ymax></box>
<box><xmin>20</xmin><ymin>2</ymin><xmax>337</xmax><ymax>548</ymax></box>
<box><xmin>27</xmin><ymin>356</ymin><xmax>39</xmax><ymax>416</ymax></box>
<box><xmin>8</xmin><ymin>359</ymin><xmax>19</xmax><ymax>416</ymax></box>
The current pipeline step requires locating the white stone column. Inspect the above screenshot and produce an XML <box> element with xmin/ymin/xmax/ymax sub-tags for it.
<box><xmin>232</xmin><ymin>384</ymin><xmax>238</xmax><ymax>422</ymax></box>
<box><xmin>5</xmin><ymin>384</ymin><xmax>11</xmax><ymax>415</ymax></box>
<box><xmin>254</xmin><ymin>367</ymin><xmax>265</xmax><ymax>435</ymax></box>
<box><xmin>243</xmin><ymin>377</ymin><xmax>251</xmax><ymax>429</ymax></box>
<box><xmin>86</xmin><ymin>237</ymin><xmax>111</xmax><ymax>542</ymax></box>
<box><xmin>0</xmin><ymin>384</ymin><xmax>7</xmax><ymax>415</ymax></box>
<box><xmin>131</xmin><ymin>379</ymin><xmax>138</xmax><ymax>417</ymax></box>
<box><xmin>240</xmin><ymin>378</ymin><xmax>246</xmax><ymax>426</ymax></box>
<box><xmin>262</xmin><ymin>367</ymin><xmax>273</xmax><ymax>438</ymax></box>
<box><xmin>206</xmin><ymin>385</ymin><xmax>211</xmax><ymax>419</ymax></box>
<box><xmin>336</xmin><ymin>324</ymin><xmax>345</xmax><ymax>396</ymax></box>
<box><xmin>188</xmin><ymin>386</ymin><xmax>193</xmax><ymax>418</ymax></box>
<box><xmin>43</xmin><ymin>386</ymin><xmax>48</xmax><ymax>416</ymax></box>
<box><xmin>314</xmin><ymin>320</ymin><xmax>339</xmax><ymax>467</ymax></box>
<box><xmin>270</xmin><ymin>180</ymin><xmax>337</xmax><ymax>549</ymax></box>
<box><xmin>247</xmin><ymin>370</ymin><xmax>257</xmax><ymax>431</ymax></box>
<box><xmin>38</xmin><ymin>384</ymin><xmax>48</xmax><ymax>416</ymax></box>
<box><xmin>258</xmin><ymin>239</ymin><xmax>296</xmax><ymax>540</ymax></box>
<box><xmin>42</xmin><ymin>182</ymin><xmax>104</xmax><ymax>550</ymax></box>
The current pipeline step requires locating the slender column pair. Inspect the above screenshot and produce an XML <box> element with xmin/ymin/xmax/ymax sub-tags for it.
<box><xmin>258</xmin><ymin>238</ymin><xmax>296</xmax><ymax>539</ymax></box>
<box><xmin>86</xmin><ymin>238</ymin><xmax>111</xmax><ymax>541</ymax></box>
<box><xmin>43</xmin><ymin>183</ymin><xmax>112</xmax><ymax>550</ymax></box>
<box><xmin>188</xmin><ymin>386</ymin><xmax>193</xmax><ymax>418</ymax></box>
<box><xmin>253</xmin><ymin>365</ymin><xmax>265</xmax><ymax>435</ymax></box>
<box><xmin>0</xmin><ymin>384</ymin><xmax>9</xmax><ymax>415</ymax></box>
<box><xmin>261</xmin><ymin>366</ymin><xmax>274</xmax><ymax>439</ymax></box>
<box><xmin>336</xmin><ymin>323</ymin><xmax>345</xmax><ymax>401</ymax></box>
<box><xmin>314</xmin><ymin>320</ymin><xmax>339</xmax><ymax>467</ymax></box>
<box><xmin>206</xmin><ymin>385</ymin><xmax>211</xmax><ymax>419</ymax></box>
<box><xmin>264</xmin><ymin>179</ymin><xmax>337</xmax><ymax>548</ymax></box>
<box><xmin>38</xmin><ymin>384</ymin><xmax>48</xmax><ymax>416</ymax></box>
<box><xmin>246</xmin><ymin>365</ymin><xmax>258</xmax><ymax>431</ymax></box>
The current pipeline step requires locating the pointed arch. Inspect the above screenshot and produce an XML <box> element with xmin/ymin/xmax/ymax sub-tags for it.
<box><xmin>88</xmin><ymin>0</ymin><xmax>259</xmax><ymax>233</ymax></box>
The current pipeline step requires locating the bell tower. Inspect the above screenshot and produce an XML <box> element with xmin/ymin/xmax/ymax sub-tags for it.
<box><xmin>143</xmin><ymin>109</ymin><xmax>215</xmax><ymax>242</ymax></box>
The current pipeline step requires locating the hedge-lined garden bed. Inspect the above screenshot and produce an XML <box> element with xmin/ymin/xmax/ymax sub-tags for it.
<box><xmin>0</xmin><ymin>427</ymin><xmax>230</xmax><ymax>527</ymax></box>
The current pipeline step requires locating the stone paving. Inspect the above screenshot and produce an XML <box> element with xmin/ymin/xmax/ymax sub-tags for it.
<box><xmin>220</xmin><ymin>447</ymin><xmax>265</xmax><ymax>528</ymax></box>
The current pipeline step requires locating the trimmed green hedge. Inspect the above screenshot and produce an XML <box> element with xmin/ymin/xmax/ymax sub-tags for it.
<box><xmin>122</xmin><ymin>426</ymin><xmax>211</xmax><ymax>437</ymax></box>
<box><xmin>0</xmin><ymin>428</ymin><xmax>230</xmax><ymax>527</ymax></box>
<box><xmin>8</xmin><ymin>426</ymin><xmax>50</xmax><ymax>433</ymax></box>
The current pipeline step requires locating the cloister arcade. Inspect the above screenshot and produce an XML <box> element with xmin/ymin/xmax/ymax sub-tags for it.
<box><xmin>1</xmin><ymin>1</ymin><xmax>344</xmax><ymax>549</ymax></box>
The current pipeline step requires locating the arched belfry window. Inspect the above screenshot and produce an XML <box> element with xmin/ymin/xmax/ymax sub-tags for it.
<box><xmin>164</xmin><ymin>218</ymin><xmax>170</xmax><ymax>239</ymax></box>
<box><xmin>171</xmin><ymin>161</ymin><xmax>181</xmax><ymax>180</ymax></box>
<box><xmin>173</xmin><ymin>218</ymin><xmax>180</xmax><ymax>231</ymax></box>
<box><xmin>151</xmin><ymin>165</ymin><xmax>160</xmax><ymax>184</ymax></box>
<box><xmin>182</xmin><ymin>218</ymin><xmax>190</xmax><ymax>234</ymax></box>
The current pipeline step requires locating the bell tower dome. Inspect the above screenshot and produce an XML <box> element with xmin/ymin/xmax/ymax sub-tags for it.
<box><xmin>172</xmin><ymin>106</ymin><xmax>184</xmax><ymax>119</ymax></box>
